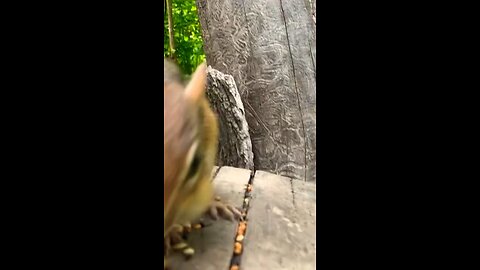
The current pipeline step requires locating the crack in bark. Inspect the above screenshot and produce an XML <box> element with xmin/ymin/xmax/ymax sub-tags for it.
<box><xmin>279</xmin><ymin>0</ymin><xmax>308</xmax><ymax>182</ymax></box>
<box><xmin>228</xmin><ymin>169</ymin><xmax>256</xmax><ymax>269</ymax></box>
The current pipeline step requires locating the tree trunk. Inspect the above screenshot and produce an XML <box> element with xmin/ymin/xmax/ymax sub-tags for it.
<box><xmin>196</xmin><ymin>0</ymin><xmax>316</xmax><ymax>182</ymax></box>
<box><xmin>166</xmin><ymin>0</ymin><xmax>176</xmax><ymax>59</ymax></box>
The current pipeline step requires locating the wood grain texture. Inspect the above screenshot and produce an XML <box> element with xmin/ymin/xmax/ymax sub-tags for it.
<box><xmin>306</xmin><ymin>0</ymin><xmax>316</xmax><ymax>25</ymax></box>
<box><xmin>167</xmin><ymin>167</ymin><xmax>316</xmax><ymax>269</ymax></box>
<box><xmin>206</xmin><ymin>67</ymin><xmax>254</xmax><ymax>170</ymax></box>
<box><xmin>197</xmin><ymin>0</ymin><xmax>316</xmax><ymax>182</ymax></box>
<box><xmin>241</xmin><ymin>170</ymin><xmax>316</xmax><ymax>269</ymax></box>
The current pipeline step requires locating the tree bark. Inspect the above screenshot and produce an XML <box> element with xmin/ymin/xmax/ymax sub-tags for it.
<box><xmin>196</xmin><ymin>0</ymin><xmax>316</xmax><ymax>182</ymax></box>
<box><xmin>206</xmin><ymin>67</ymin><xmax>254</xmax><ymax>171</ymax></box>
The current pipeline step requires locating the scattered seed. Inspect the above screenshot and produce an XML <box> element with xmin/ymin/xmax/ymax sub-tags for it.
<box><xmin>247</xmin><ymin>184</ymin><xmax>252</xmax><ymax>192</ymax></box>
<box><xmin>215</xmin><ymin>196</ymin><xmax>221</xmax><ymax>201</ymax></box>
<box><xmin>230</xmin><ymin>265</ymin><xmax>240</xmax><ymax>270</ymax></box>
<box><xmin>183</xmin><ymin>247</ymin><xmax>195</xmax><ymax>256</ymax></box>
<box><xmin>172</xmin><ymin>242</ymin><xmax>188</xmax><ymax>250</ymax></box>
<box><xmin>237</xmin><ymin>222</ymin><xmax>247</xmax><ymax>235</ymax></box>
<box><xmin>234</xmin><ymin>242</ymin><xmax>242</xmax><ymax>254</ymax></box>
<box><xmin>193</xmin><ymin>223</ymin><xmax>202</xmax><ymax>229</ymax></box>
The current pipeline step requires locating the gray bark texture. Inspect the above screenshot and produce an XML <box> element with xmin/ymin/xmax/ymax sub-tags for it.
<box><xmin>196</xmin><ymin>0</ymin><xmax>316</xmax><ymax>182</ymax></box>
<box><xmin>310</xmin><ymin>0</ymin><xmax>316</xmax><ymax>25</ymax></box>
<box><xmin>206</xmin><ymin>67</ymin><xmax>254</xmax><ymax>170</ymax></box>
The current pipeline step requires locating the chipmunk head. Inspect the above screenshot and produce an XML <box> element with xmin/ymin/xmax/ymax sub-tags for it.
<box><xmin>164</xmin><ymin>60</ymin><xmax>217</xmax><ymax>236</ymax></box>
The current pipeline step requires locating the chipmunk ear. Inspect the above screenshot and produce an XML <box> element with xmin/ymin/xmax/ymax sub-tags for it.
<box><xmin>184</xmin><ymin>62</ymin><xmax>207</xmax><ymax>103</ymax></box>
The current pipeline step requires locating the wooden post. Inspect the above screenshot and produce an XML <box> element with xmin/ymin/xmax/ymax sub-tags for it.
<box><xmin>196</xmin><ymin>0</ymin><xmax>317</xmax><ymax>182</ymax></box>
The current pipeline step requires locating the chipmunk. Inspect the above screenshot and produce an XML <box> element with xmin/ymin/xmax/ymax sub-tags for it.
<box><xmin>164</xmin><ymin>60</ymin><xmax>242</xmax><ymax>268</ymax></box>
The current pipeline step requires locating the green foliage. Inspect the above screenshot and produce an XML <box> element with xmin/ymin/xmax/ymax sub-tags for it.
<box><xmin>164</xmin><ymin>0</ymin><xmax>206</xmax><ymax>75</ymax></box>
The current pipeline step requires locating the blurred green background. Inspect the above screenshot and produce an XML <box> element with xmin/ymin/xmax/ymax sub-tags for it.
<box><xmin>164</xmin><ymin>0</ymin><xmax>206</xmax><ymax>75</ymax></box>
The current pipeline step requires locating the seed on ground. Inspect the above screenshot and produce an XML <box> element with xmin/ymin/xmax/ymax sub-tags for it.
<box><xmin>172</xmin><ymin>242</ymin><xmax>188</xmax><ymax>250</ymax></box>
<box><xmin>234</xmin><ymin>242</ymin><xmax>242</xmax><ymax>254</ymax></box>
<box><xmin>183</xmin><ymin>247</ymin><xmax>195</xmax><ymax>256</ymax></box>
